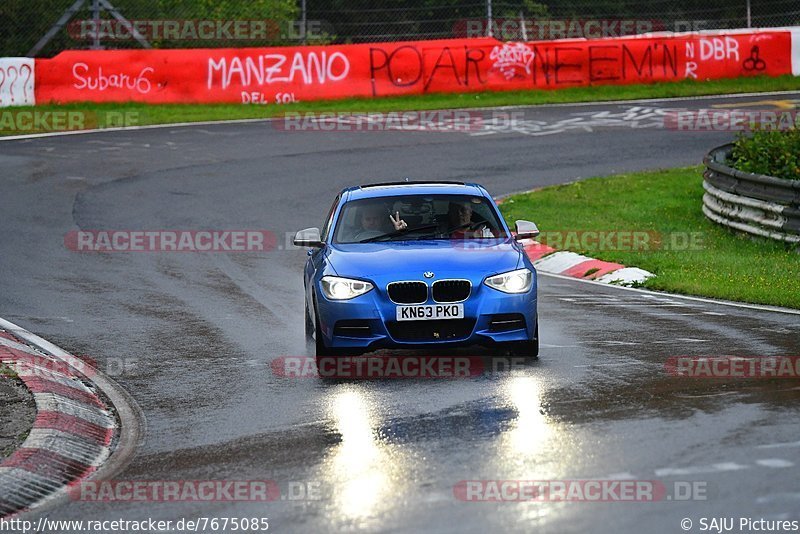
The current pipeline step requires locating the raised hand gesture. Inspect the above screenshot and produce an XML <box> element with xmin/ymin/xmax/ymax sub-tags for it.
<box><xmin>389</xmin><ymin>211</ymin><xmax>408</xmax><ymax>231</ymax></box>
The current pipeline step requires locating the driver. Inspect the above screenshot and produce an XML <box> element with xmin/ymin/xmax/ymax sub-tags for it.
<box><xmin>448</xmin><ymin>200</ymin><xmax>495</xmax><ymax>239</ymax></box>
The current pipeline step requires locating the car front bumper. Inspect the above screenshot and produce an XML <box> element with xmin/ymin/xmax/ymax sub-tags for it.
<box><xmin>315</xmin><ymin>279</ymin><xmax>537</xmax><ymax>351</ymax></box>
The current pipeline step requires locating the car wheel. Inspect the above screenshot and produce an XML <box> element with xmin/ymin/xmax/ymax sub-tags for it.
<box><xmin>509</xmin><ymin>317</ymin><xmax>539</xmax><ymax>359</ymax></box>
<box><xmin>311</xmin><ymin>296</ymin><xmax>336</xmax><ymax>358</ymax></box>
<box><xmin>315</xmin><ymin>317</ymin><xmax>336</xmax><ymax>358</ymax></box>
<box><xmin>509</xmin><ymin>340</ymin><xmax>538</xmax><ymax>359</ymax></box>
<box><xmin>305</xmin><ymin>302</ymin><xmax>316</xmax><ymax>355</ymax></box>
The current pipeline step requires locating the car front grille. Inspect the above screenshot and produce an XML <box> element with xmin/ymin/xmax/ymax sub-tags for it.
<box><xmin>387</xmin><ymin>281</ymin><xmax>428</xmax><ymax>304</ymax></box>
<box><xmin>432</xmin><ymin>280</ymin><xmax>471</xmax><ymax>303</ymax></box>
<box><xmin>386</xmin><ymin>318</ymin><xmax>476</xmax><ymax>342</ymax></box>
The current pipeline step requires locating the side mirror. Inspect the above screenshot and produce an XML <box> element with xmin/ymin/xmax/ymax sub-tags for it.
<box><xmin>293</xmin><ymin>227</ymin><xmax>323</xmax><ymax>248</ymax></box>
<box><xmin>514</xmin><ymin>220</ymin><xmax>540</xmax><ymax>240</ymax></box>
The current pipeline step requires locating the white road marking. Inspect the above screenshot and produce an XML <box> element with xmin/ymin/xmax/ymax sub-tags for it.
<box><xmin>589</xmin><ymin>340</ymin><xmax>639</xmax><ymax>345</ymax></box>
<box><xmin>673</xmin><ymin>392</ymin><xmax>738</xmax><ymax>398</ymax></box>
<box><xmin>757</xmin><ymin>493</ymin><xmax>800</xmax><ymax>504</ymax></box>
<box><xmin>604</xmin><ymin>472</ymin><xmax>638</xmax><ymax>480</ymax></box>
<box><xmin>4</xmin><ymin>90</ymin><xmax>798</xmax><ymax>142</ymax></box>
<box><xmin>757</xmin><ymin>326</ymin><xmax>800</xmax><ymax>334</ymax></box>
<box><xmin>573</xmin><ymin>362</ymin><xmax>647</xmax><ymax>367</ymax></box>
<box><xmin>756</xmin><ymin>459</ymin><xmax>794</xmax><ymax>468</ymax></box>
<box><xmin>757</xmin><ymin>440</ymin><xmax>800</xmax><ymax>449</ymax></box>
<box><xmin>540</xmin><ymin>271</ymin><xmax>800</xmax><ymax>315</ymax></box>
<box><xmin>655</xmin><ymin>462</ymin><xmax>749</xmax><ymax>476</ymax></box>
<box><xmin>5</xmin><ymin>315</ymin><xmax>75</xmax><ymax>322</ymax></box>
<box><xmin>573</xmin><ymin>303</ymin><xmax>693</xmax><ymax>307</ymax></box>
<box><xmin>650</xmin><ymin>313</ymin><xmax>718</xmax><ymax>316</ymax></box>
<box><xmin>551</xmin><ymin>294</ymin><xmax>704</xmax><ymax>310</ymax></box>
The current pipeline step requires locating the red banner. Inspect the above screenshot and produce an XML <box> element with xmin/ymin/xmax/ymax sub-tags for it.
<box><xmin>34</xmin><ymin>30</ymin><xmax>793</xmax><ymax>105</ymax></box>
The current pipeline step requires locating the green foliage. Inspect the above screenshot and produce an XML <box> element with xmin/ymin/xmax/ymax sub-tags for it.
<box><xmin>5</xmin><ymin>0</ymin><xmax>800</xmax><ymax>56</ymax></box>
<box><xmin>496</xmin><ymin>1</ymin><xmax>549</xmax><ymax>19</ymax></box>
<box><xmin>0</xmin><ymin>363</ymin><xmax>16</xmax><ymax>378</ymax></box>
<box><xmin>500</xmin><ymin>166</ymin><xmax>800</xmax><ymax>309</ymax></box>
<box><xmin>730</xmin><ymin>129</ymin><xmax>800</xmax><ymax>181</ymax></box>
<box><xmin>1</xmin><ymin>0</ymin><xmax>299</xmax><ymax>56</ymax></box>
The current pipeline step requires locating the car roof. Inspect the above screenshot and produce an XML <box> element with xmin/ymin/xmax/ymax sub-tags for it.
<box><xmin>343</xmin><ymin>181</ymin><xmax>489</xmax><ymax>202</ymax></box>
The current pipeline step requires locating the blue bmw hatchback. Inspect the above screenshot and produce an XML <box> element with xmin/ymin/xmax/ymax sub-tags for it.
<box><xmin>294</xmin><ymin>182</ymin><xmax>540</xmax><ymax>358</ymax></box>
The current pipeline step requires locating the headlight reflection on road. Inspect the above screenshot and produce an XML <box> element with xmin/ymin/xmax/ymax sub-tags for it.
<box><xmin>324</xmin><ymin>387</ymin><xmax>406</xmax><ymax>525</ymax></box>
<box><xmin>496</xmin><ymin>375</ymin><xmax>573</xmax><ymax>525</ymax></box>
<box><xmin>501</xmin><ymin>376</ymin><xmax>564</xmax><ymax>478</ymax></box>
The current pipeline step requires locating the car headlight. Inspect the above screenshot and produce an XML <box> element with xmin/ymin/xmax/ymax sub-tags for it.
<box><xmin>484</xmin><ymin>268</ymin><xmax>533</xmax><ymax>294</ymax></box>
<box><xmin>320</xmin><ymin>276</ymin><xmax>374</xmax><ymax>300</ymax></box>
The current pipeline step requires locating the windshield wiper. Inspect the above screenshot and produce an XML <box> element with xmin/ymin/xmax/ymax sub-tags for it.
<box><xmin>359</xmin><ymin>223</ymin><xmax>440</xmax><ymax>243</ymax></box>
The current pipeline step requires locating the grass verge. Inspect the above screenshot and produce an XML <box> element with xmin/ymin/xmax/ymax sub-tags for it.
<box><xmin>3</xmin><ymin>74</ymin><xmax>800</xmax><ymax>135</ymax></box>
<box><xmin>499</xmin><ymin>166</ymin><xmax>800</xmax><ymax>309</ymax></box>
<box><xmin>0</xmin><ymin>363</ymin><xmax>17</xmax><ymax>378</ymax></box>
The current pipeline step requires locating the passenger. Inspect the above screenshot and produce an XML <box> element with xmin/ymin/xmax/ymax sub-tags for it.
<box><xmin>353</xmin><ymin>205</ymin><xmax>407</xmax><ymax>241</ymax></box>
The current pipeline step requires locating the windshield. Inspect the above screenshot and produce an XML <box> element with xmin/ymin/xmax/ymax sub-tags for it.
<box><xmin>333</xmin><ymin>194</ymin><xmax>508</xmax><ymax>244</ymax></box>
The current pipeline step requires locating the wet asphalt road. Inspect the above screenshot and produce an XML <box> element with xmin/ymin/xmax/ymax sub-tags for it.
<box><xmin>1</xmin><ymin>93</ymin><xmax>799</xmax><ymax>532</ymax></box>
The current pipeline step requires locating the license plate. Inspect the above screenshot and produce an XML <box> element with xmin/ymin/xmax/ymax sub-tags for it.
<box><xmin>396</xmin><ymin>304</ymin><xmax>464</xmax><ymax>321</ymax></box>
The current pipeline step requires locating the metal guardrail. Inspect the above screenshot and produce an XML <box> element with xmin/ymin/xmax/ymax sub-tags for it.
<box><xmin>702</xmin><ymin>144</ymin><xmax>800</xmax><ymax>244</ymax></box>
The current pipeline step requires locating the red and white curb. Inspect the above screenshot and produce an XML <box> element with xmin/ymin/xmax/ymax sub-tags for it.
<box><xmin>0</xmin><ymin>318</ymin><xmax>142</xmax><ymax>518</ymax></box>
<box><xmin>519</xmin><ymin>240</ymin><xmax>655</xmax><ymax>286</ymax></box>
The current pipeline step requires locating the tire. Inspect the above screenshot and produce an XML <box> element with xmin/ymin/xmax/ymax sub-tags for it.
<box><xmin>510</xmin><ymin>340</ymin><xmax>538</xmax><ymax>359</ymax></box>
<box><xmin>508</xmin><ymin>316</ymin><xmax>539</xmax><ymax>359</ymax></box>
<box><xmin>315</xmin><ymin>317</ymin><xmax>336</xmax><ymax>358</ymax></box>
<box><xmin>304</xmin><ymin>301</ymin><xmax>316</xmax><ymax>356</ymax></box>
<box><xmin>310</xmin><ymin>296</ymin><xmax>336</xmax><ymax>358</ymax></box>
